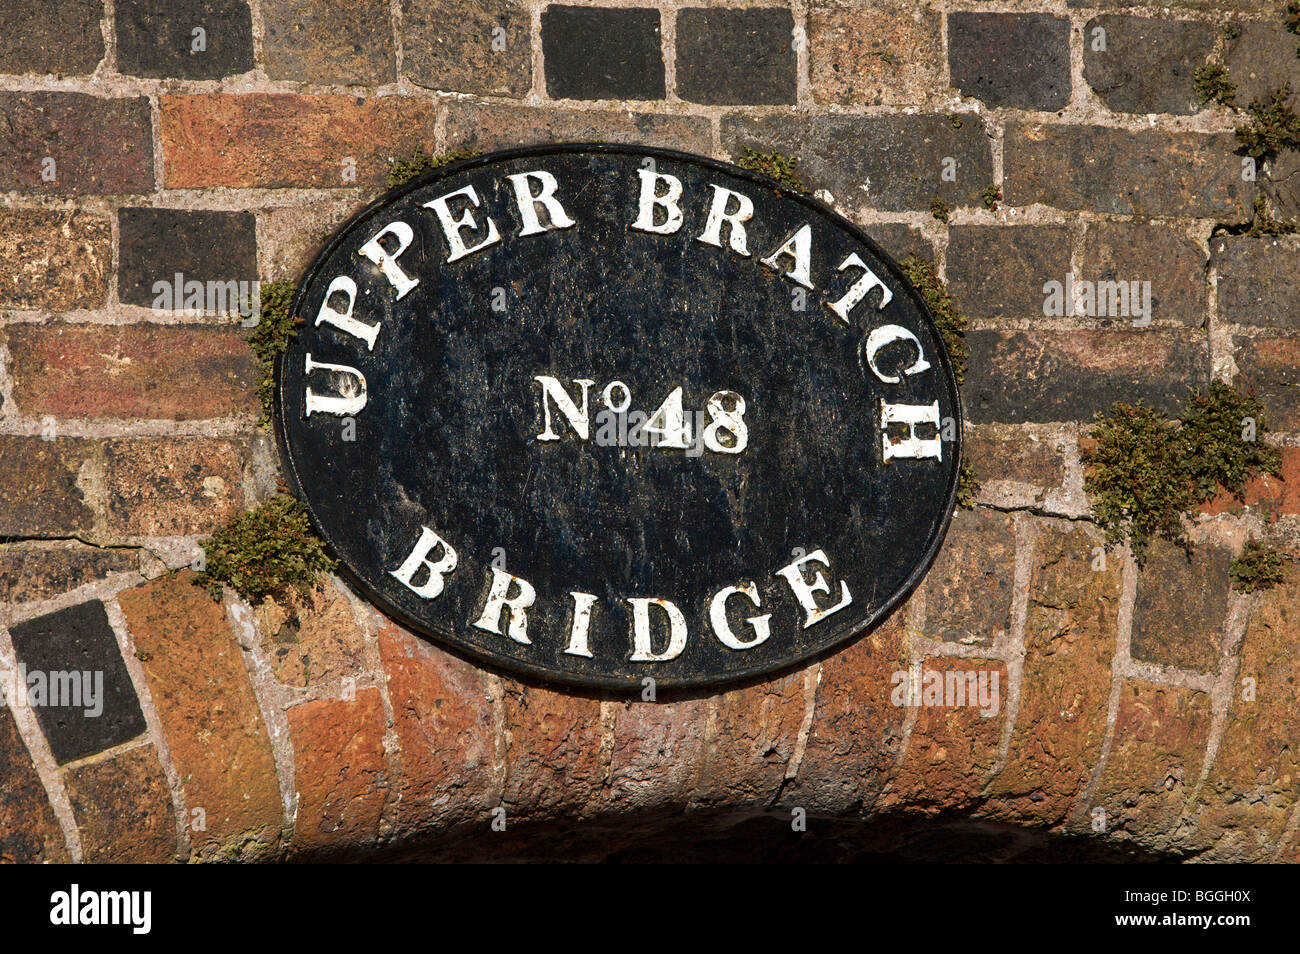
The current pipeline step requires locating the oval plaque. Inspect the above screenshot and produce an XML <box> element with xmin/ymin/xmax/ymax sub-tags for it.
<box><xmin>276</xmin><ymin>145</ymin><xmax>962</xmax><ymax>690</ymax></box>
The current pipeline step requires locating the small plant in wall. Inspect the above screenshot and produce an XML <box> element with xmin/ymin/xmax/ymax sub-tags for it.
<box><xmin>1230</xmin><ymin>538</ymin><xmax>1288</xmax><ymax>593</ymax></box>
<box><xmin>735</xmin><ymin>147</ymin><xmax>807</xmax><ymax>193</ymax></box>
<box><xmin>388</xmin><ymin>148</ymin><xmax>481</xmax><ymax>188</ymax></box>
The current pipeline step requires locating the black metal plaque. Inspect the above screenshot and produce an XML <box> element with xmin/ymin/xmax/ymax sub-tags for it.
<box><xmin>276</xmin><ymin>144</ymin><xmax>961</xmax><ymax>690</ymax></box>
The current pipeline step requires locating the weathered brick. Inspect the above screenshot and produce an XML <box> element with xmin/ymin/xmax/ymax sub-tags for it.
<box><xmin>0</xmin><ymin>545</ymin><xmax>137</xmax><ymax>605</ymax></box>
<box><xmin>1223</xmin><ymin>21</ymin><xmax>1300</xmax><ymax>111</ymax></box>
<box><xmin>920</xmin><ymin>509</ymin><xmax>1016</xmax><ymax>647</ymax></box>
<box><xmin>0</xmin><ymin>92</ymin><xmax>153</xmax><ymax>195</ymax></box>
<box><xmin>65</xmin><ymin>744</ymin><xmax>176</xmax><ymax>863</ymax></box>
<box><xmin>159</xmin><ymin>94</ymin><xmax>438</xmax><ymax>190</ymax></box>
<box><xmin>1073</xmin><ymin>0</ymin><xmax>1276</xmax><ymax>9</ymax></box>
<box><xmin>1214</xmin><ymin>235</ymin><xmax>1300</xmax><ymax>331</ymax></box>
<box><xmin>0</xmin><ymin>437</ymin><xmax>97</xmax><ymax>537</ymax></box>
<box><xmin>948</xmin><ymin>13</ymin><xmax>1070</xmax><ymax>111</ymax></box>
<box><xmin>401</xmin><ymin>0</ymin><xmax>530</xmax><ymax>96</ymax></box>
<box><xmin>5</xmin><ymin>324</ymin><xmax>258</xmax><ymax>420</ymax></box>
<box><xmin>261</xmin><ymin>0</ymin><xmax>395</xmax><ymax>85</ymax></box>
<box><xmin>608</xmin><ymin>697</ymin><xmax>707</xmax><ymax>810</ymax></box>
<box><xmin>101</xmin><ymin>437</ymin><xmax>246</xmax><ymax>536</ymax></box>
<box><xmin>946</xmin><ymin>225</ymin><xmax>1072</xmax><ymax>319</ymax></box>
<box><xmin>862</xmin><ymin>223</ymin><xmax>931</xmax><ymax>263</ymax></box>
<box><xmin>0</xmin><ymin>0</ymin><xmax>104</xmax><ymax>75</ymax></box>
<box><xmin>676</xmin><ymin>8</ymin><xmax>796</xmax><ymax>105</ymax></box>
<box><xmin>694</xmin><ymin>671</ymin><xmax>807</xmax><ymax>807</ymax></box>
<box><xmin>118</xmin><ymin>207</ymin><xmax>257</xmax><ymax>309</ymax></box>
<box><xmin>983</xmin><ymin>522</ymin><xmax>1120</xmax><ymax>827</ymax></box>
<box><xmin>1233</xmin><ymin>335</ymin><xmax>1300</xmax><ymax>431</ymax></box>
<box><xmin>1131</xmin><ymin>538</ymin><xmax>1231</xmax><ymax>673</ymax></box>
<box><xmin>377</xmin><ymin>620</ymin><xmax>495</xmax><ymax>834</ymax></box>
<box><xmin>721</xmin><ymin>113</ymin><xmax>993</xmax><ymax>213</ymax></box>
<box><xmin>1080</xmin><ymin>220</ymin><xmax>1207</xmax><ymax>326</ymax></box>
<box><xmin>1189</xmin><ymin>575</ymin><xmax>1300</xmax><ymax>861</ymax></box>
<box><xmin>785</xmin><ymin>610</ymin><xmax>909</xmax><ymax>813</ymax></box>
<box><xmin>8</xmin><ymin>600</ymin><xmax>147</xmax><ymax>764</ymax></box>
<box><xmin>1083</xmin><ymin>16</ymin><xmax>1215</xmax><ymax>115</ymax></box>
<box><xmin>288</xmin><ymin>688</ymin><xmax>388</xmax><ymax>855</ymax></box>
<box><xmin>115</xmin><ymin>0</ymin><xmax>253</xmax><ymax>79</ymax></box>
<box><xmin>1092</xmin><ymin>681</ymin><xmax>1211</xmax><ymax>846</ymax></box>
<box><xmin>964</xmin><ymin>330</ymin><xmax>1208</xmax><ymax>424</ymax></box>
<box><xmin>255</xmin><ymin>584</ymin><xmax>368</xmax><ymax>689</ymax></box>
<box><xmin>0</xmin><ymin>209</ymin><xmax>111</xmax><ymax>311</ymax></box>
<box><xmin>1203</xmin><ymin>446</ymin><xmax>1300</xmax><ymax>517</ymax></box>
<box><xmin>1004</xmin><ymin>124</ymin><xmax>1252</xmax><ymax>218</ymax></box>
<box><xmin>809</xmin><ymin>3</ymin><xmax>943</xmax><ymax>107</ymax></box>
<box><xmin>0</xmin><ymin>706</ymin><xmax>68</xmax><ymax>862</ymax></box>
<box><xmin>445</xmin><ymin>102</ymin><xmax>712</xmax><ymax>156</ymax></box>
<box><xmin>965</xmin><ymin>426</ymin><xmax>1065</xmax><ymax>490</ymax></box>
<box><xmin>542</xmin><ymin>6</ymin><xmax>663</xmax><ymax>101</ymax></box>
<box><xmin>885</xmin><ymin>657</ymin><xmax>1007</xmax><ymax>812</ymax></box>
<box><xmin>258</xmin><ymin>200</ymin><xmax>361</xmax><ymax>283</ymax></box>
<box><xmin>501</xmin><ymin>683</ymin><xmax>602</xmax><ymax>816</ymax></box>
<box><xmin>117</xmin><ymin>572</ymin><xmax>281</xmax><ymax>860</ymax></box>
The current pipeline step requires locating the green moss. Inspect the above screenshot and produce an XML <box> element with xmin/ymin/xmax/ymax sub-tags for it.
<box><xmin>1193</xmin><ymin>63</ymin><xmax>1237</xmax><ymax>107</ymax></box>
<box><xmin>1245</xmin><ymin>194</ymin><xmax>1299</xmax><ymax>235</ymax></box>
<box><xmin>956</xmin><ymin>459</ymin><xmax>980</xmax><ymax>510</ymax></box>
<box><xmin>898</xmin><ymin>254</ymin><xmax>967</xmax><ymax>387</ymax></box>
<box><xmin>1287</xmin><ymin>1</ymin><xmax>1300</xmax><ymax>35</ymax></box>
<box><xmin>1230</xmin><ymin>539</ymin><xmax>1286</xmax><ymax>592</ymax></box>
<box><xmin>193</xmin><ymin>494</ymin><xmax>337</xmax><ymax>604</ymax></box>
<box><xmin>1084</xmin><ymin>384</ymin><xmax>1282</xmax><ymax>563</ymax></box>
<box><xmin>247</xmin><ymin>282</ymin><xmax>300</xmax><ymax>427</ymax></box>
<box><xmin>977</xmin><ymin>185</ymin><xmax>1002</xmax><ymax>211</ymax></box>
<box><xmin>948</xmin><ymin>115</ymin><xmax>963</xmax><ymax>130</ymax></box>
<box><xmin>387</xmin><ymin>148</ymin><xmax>480</xmax><ymax>189</ymax></box>
<box><xmin>1235</xmin><ymin>84</ymin><xmax>1300</xmax><ymax>158</ymax></box>
<box><xmin>929</xmin><ymin>197</ymin><xmax>951</xmax><ymax>223</ymax></box>
<box><xmin>735</xmin><ymin>147</ymin><xmax>806</xmax><ymax>193</ymax></box>
<box><xmin>1223</xmin><ymin>23</ymin><xmax>1242</xmax><ymax>41</ymax></box>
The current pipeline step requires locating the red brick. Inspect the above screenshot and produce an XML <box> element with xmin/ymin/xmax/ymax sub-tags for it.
<box><xmin>5</xmin><ymin>324</ymin><xmax>258</xmax><ymax>420</ymax></box>
<box><xmin>261</xmin><ymin>0</ymin><xmax>395</xmax><ymax>85</ymax></box>
<box><xmin>1203</xmin><ymin>447</ymin><xmax>1300</xmax><ymax>518</ymax></box>
<box><xmin>65</xmin><ymin>744</ymin><xmax>176</xmax><ymax>863</ymax></box>
<box><xmin>159</xmin><ymin>94</ymin><xmax>438</xmax><ymax>189</ymax></box>
<box><xmin>694</xmin><ymin>671</ymin><xmax>806</xmax><ymax>807</ymax></box>
<box><xmin>288</xmin><ymin>688</ymin><xmax>388</xmax><ymax>854</ymax></box>
<box><xmin>0</xmin><ymin>705</ymin><xmax>68</xmax><ymax>862</ymax></box>
<box><xmin>607</xmin><ymin>697</ymin><xmax>707</xmax><ymax>810</ymax></box>
<box><xmin>0</xmin><ymin>437</ymin><xmax>97</xmax><ymax>537</ymax></box>
<box><xmin>982</xmin><ymin>522</ymin><xmax>1121</xmax><ymax>828</ymax></box>
<box><xmin>0</xmin><ymin>92</ymin><xmax>153</xmax><ymax>194</ymax></box>
<box><xmin>885</xmin><ymin>657</ymin><xmax>1007</xmax><ymax>813</ymax></box>
<box><xmin>808</xmin><ymin>4</ymin><xmax>943</xmax><ymax>107</ymax></box>
<box><xmin>102</xmin><ymin>438</ymin><xmax>246</xmax><ymax>536</ymax></box>
<box><xmin>1092</xmin><ymin>681</ymin><xmax>1211</xmax><ymax>846</ymax></box>
<box><xmin>117</xmin><ymin>573</ymin><xmax>282</xmax><ymax>860</ymax></box>
<box><xmin>1234</xmin><ymin>336</ymin><xmax>1300</xmax><ymax>432</ymax></box>
<box><xmin>501</xmin><ymin>683</ymin><xmax>603</xmax><ymax>816</ymax></box>
<box><xmin>256</xmin><ymin>585</ymin><xmax>369</xmax><ymax>690</ymax></box>
<box><xmin>0</xmin><ymin>209</ymin><xmax>111</xmax><ymax>310</ymax></box>
<box><xmin>377</xmin><ymin>620</ymin><xmax>495</xmax><ymax>835</ymax></box>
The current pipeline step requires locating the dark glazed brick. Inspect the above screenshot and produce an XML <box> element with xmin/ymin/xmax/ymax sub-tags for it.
<box><xmin>1131</xmin><ymin>538</ymin><xmax>1232</xmax><ymax>673</ymax></box>
<box><xmin>445</xmin><ymin>102</ymin><xmax>712</xmax><ymax>155</ymax></box>
<box><xmin>1081</xmin><ymin>221</ymin><xmax>1206</xmax><ymax>327</ymax></box>
<box><xmin>0</xmin><ymin>708</ymin><xmax>68</xmax><ymax>862</ymax></box>
<box><xmin>676</xmin><ymin>8</ymin><xmax>795</xmax><ymax>105</ymax></box>
<box><xmin>117</xmin><ymin>208</ymin><xmax>257</xmax><ymax>308</ymax></box>
<box><xmin>0</xmin><ymin>547</ymin><xmax>137</xmax><ymax>604</ymax></box>
<box><xmin>1083</xmin><ymin>16</ymin><xmax>1215</xmax><ymax>115</ymax></box>
<box><xmin>1214</xmin><ymin>236</ymin><xmax>1300</xmax><ymax>331</ymax></box>
<box><xmin>542</xmin><ymin>6</ymin><xmax>663</xmax><ymax>101</ymax></box>
<box><xmin>0</xmin><ymin>0</ymin><xmax>104</xmax><ymax>75</ymax></box>
<box><xmin>402</xmin><ymin>0</ymin><xmax>530</xmax><ymax>97</ymax></box>
<box><xmin>948</xmin><ymin>13</ymin><xmax>1070</xmax><ymax>111</ymax></box>
<box><xmin>1233</xmin><ymin>336</ymin><xmax>1300</xmax><ymax>431</ymax></box>
<box><xmin>116</xmin><ymin>0</ymin><xmax>253</xmax><ymax>79</ymax></box>
<box><xmin>1004</xmin><ymin>124</ymin><xmax>1252</xmax><ymax>219</ymax></box>
<box><xmin>262</xmin><ymin>0</ymin><xmax>395</xmax><ymax>85</ymax></box>
<box><xmin>722</xmin><ymin>113</ymin><xmax>992</xmax><ymax>212</ymax></box>
<box><xmin>946</xmin><ymin>226</ymin><xmax>1072</xmax><ymax>319</ymax></box>
<box><xmin>864</xmin><ymin>223</ymin><xmax>932</xmax><ymax>264</ymax></box>
<box><xmin>7</xmin><ymin>601</ymin><xmax>148</xmax><ymax>764</ymax></box>
<box><xmin>1223</xmin><ymin>21</ymin><xmax>1300</xmax><ymax>111</ymax></box>
<box><xmin>964</xmin><ymin>330</ymin><xmax>1207</xmax><ymax>423</ymax></box>
<box><xmin>0</xmin><ymin>438</ymin><xmax>97</xmax><ymax>537</ymax></box>
<box><xmin>0</xmin><ymin>93</ymin><xmax>153</xmax><ymax>195</ymax></box>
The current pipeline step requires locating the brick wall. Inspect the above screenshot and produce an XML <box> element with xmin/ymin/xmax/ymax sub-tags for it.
<box><xmin>0</xmin><ymin>0</ymin><xmax>1297</xmax><ymax>862</ymax></box>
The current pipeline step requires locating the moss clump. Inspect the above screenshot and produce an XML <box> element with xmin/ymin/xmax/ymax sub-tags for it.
<box><xmin>1287</xmin><ymin>1</ymin><xmax>1300</xmax><ymax>35</ymax></box>
<box><xmin>247</xmin><ymin>281</ymin><xmax>300</xmax><ymax>427</ymax></box>
<box><xmin>899</xmin><ymin>255</ymin><xmax>967</xmax><ymax>387</ymax></box>
<box><xmin>1245</xmin><ymin>194</ymin><xmax>1299</xmax><ymax>235</ymax></box>
<box><xmin>1193</xmin><ymin>63</ymin><xmax>1236</xmax><ymax>107</ymax></box>
<box><xmin>1084</xmin><ymin>384</ymin><xmax>1282</xmax><ymax>562</ymax></box>
<box><xmin>194</xmin><ymin>494</ymin><xmax>337</xmax><ymax>604</ymax></box>
<box><xmin>1230</xmin><ymin>539</ymin><xmax>1287</xmax><ymax>592</ymax></box>
<box><xmin>956</xmin><ymin>459</ymin><xmax>980</xmax><ymax>509</ymax></box>
<box><xmin>388</xmin><ymin>149</ymin><xmax>480</xmax><ymax>188</ymax></box>
<box><xmin>1223</xmin><ymin>22</ymin><xmax>1242</xmax><ymax>41</ymax></box>
<box><xmin>735</xmin><ymin>147</ymin><xmax>806</xmax><ymax>193</ymax></box>
<box><xmin>1235</xmin><ymin>85</ymin><xmax>1300</xmax><ymax>158</ymax></box>
<box><xmin>977</xmin><ymin>185</ymin><xmax>1002</xmax><ymax>211</ymax></box>
<box><xmin>948</xmin><ymin>115</ymin><xmax>964</xmax><ymax>129</ymax></box>
<box><xmin>929</xmin><ymin>197</ymin><xmax>951</xmax><ymax>223</ymax></box>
